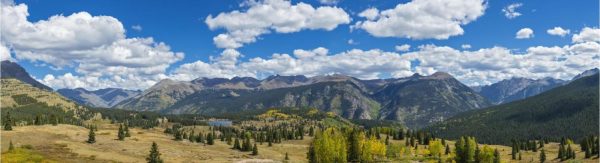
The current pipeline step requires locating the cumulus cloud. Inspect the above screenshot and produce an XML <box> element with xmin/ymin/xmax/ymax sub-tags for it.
<box><xmin>318</xmin><ymin>0</ymin><xmax>340</xmax><ymax>5</ymax></box>
<box><xmin>516</xmin><ymin>28</ymin><xmax>534</xmax><ymax>39</ymax></box>
<box><xmin>171</xmin><ymin>47</ymin><xmax>413</xmax><ymax>81</ymax></box>
<box><xmin>461</xmin><ymin>44</ymin><xmax>472</xmax><ymax>49</ymax></box>
<box><xmin>347</xmin><ymin>39</ymin><xmax>357</xmax><ymax>45</ymax></box>
<box><xmin>502</xmin><ymin>3</ymin><xmax>523</xmax><ymax>19</ymax></box>
<box><xmin>169</xmin><ymin>38</ymin><xmax>598</xmax><ymax>86</ymax></box>
<box><xmin>395</xmin><ymin>44</ymin><xmax>411</xmax><ymax>52</ymax></box>
<box><xmin>0</xmin><ymin>43</ymin><xmax>12</xmax><ymax>61</ymax></box>
<box><xmin>131</xmin><ymin>25</ymin><xmax>143</xmax><ymax>31</ymax></box>
<box><xmin>353</xmin><ymin>0</ymin><xmax>487</xmax><ymax>40</ymax></box>
<box><xmin>546</xmin><ymin>27</ymin><xmax>570</xmax><ymax>37</ymax></box>
<box><xmin>1</xmin><ymin>4</ymin><xmax>125</xmax><ymax>52</ymax></box>
<box><xmin>205</xmin><ymin>0</ymin><xmax>350</xmax><ymax>49</ymax></box>
<box><xmin>1</xmin><ymin>1</ymin><xmax>183</xmax><ymax>90</ymax></box>
<box><xmin>402</xmin><ymin>42</ymin><xmax>599</xmax><ymax>85</ymax></box>
<box><xmin>358</xmin><ymin>7</ymin><xmax>378</xmax><ymax>20</ymax></box>
<box><xmin>572</xmin><ymin>27</ymin><xmax>600</xmax><ymax>43</ymax></box>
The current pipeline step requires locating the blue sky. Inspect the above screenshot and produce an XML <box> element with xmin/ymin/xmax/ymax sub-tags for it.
<box><xmin>2</xmin><ymin>0</ymin><xmax>598</xmax><ymax>90</ymax></box>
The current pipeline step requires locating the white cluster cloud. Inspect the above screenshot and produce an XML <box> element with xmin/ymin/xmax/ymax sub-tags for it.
<box><xmin>572</xmin><ymin>27</ymin><xmax>600</xmax><ymax>43</ymax></box>
<box><xmin>516</xmin><ymin>28</ymin><xmax>534</xmax><ymax>39</ymax></box>
<box><xmin>502</xmin><ymin>3</ymin><xmax>523</xmax><ymax>19</ymax></box>
<box><xmin>1</xmin><ymin>1</ymin><xmax>183</xmax><ymax>90</ymax></box>
<box><xmin>395</xmin><ymin>44</ymin><xmax>411</xmax><ymax>52</ymax></box>
<box><xmin>402</xmin><ymin>41</ymin><xmax>599</xmax><ymax>85</ymax></box>
<box><xmin>461</xmin><ymin>44</ymin><xmax>472</xmax><ymax>49</ymax></box>
<box><xmin>318</xmin><ymin>0</ymin><xmax>340</xmax><ymax>5</ymax></box>
<box><xmin>170</xmin><ymin>47</ymin><xmax>414</xmax><ymax>81</ymax></box>
<box><xmin>353</xmin><ymin>0</ymin><xmax>486</xmax><ymax>39</ymax></box>
<box><xmin>0</xmin><ymin>43</ymin><xmax>12</xmax><ymax>61</ymax></box>
<box><xmin>347</xmin><ymin>39</ymin><xmax>357</xmax><ymax>45</ymax></box>
<box><xmin>1</xmin><ymin>4</ymin><xmax>125</xmax><ymax>53</ymax></box>
<box><xmin>547</xmin><ymin>27</ymin><xmax>570</xmax><ymax>37</ymax></box>
<box><xmin>205</xmin><ymin>0</ymin><xmax>350</xmax><ymax>49</ymax></box>
<box><xmin>169</xmin><ymin>27</ymin><xmax>599</xmax><ymax>86</ymax></box>
<box><xmin>131</xmin><ymin>25</ymin><xmax>143</xmax><ymax>31</ymax></box>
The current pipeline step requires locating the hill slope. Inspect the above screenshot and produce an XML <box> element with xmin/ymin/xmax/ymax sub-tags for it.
<box><xmin>427</xmin><ymin>73</ymin><xmax>599</xmax><ymax>144</ymax></box>
<box><xmin>164</xmin><ymin>81</ymin><xmax>381</xmax><ymax>120</ymax></box>
<box><xmin>1</xmin><ymin>79</ymin><xmax>79</xmax><ymax>110</ymax></box>
<box><xmin>374</xmin><ymin>72</ymin><xmax>490</xmax><ymax>128</ymax></box>
<box><xmin>1</xmin><ymin>79</ymin><xmax>89</xmax><ymax>125</ymax></box>
<box><xmin>1</xmin><ymin>60</ymin><xmax>52</xmax><ymax>91</ymax></box>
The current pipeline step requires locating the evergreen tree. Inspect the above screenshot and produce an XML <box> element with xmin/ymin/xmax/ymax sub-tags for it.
<box><xmin>124</xmin><ymin>123</ymin><xmax>131</xmax><ymax>137</ymax></box>
<box><xmin>585</xmin><ymin>144</ymin><xmax>591</xmax><ymax>158</ymax></box>
<box><xmin>511</xmin><ymin>143</ymin><xmax>517</xmax><ymax>160</ymax></box>
<box><xmin>252</xmin><ymin>143</ymin><xmax>258</xmax><ymax>155</ymax></box>
<box><xmin>50</xmin><ymin>114</ymin><xmax>58</xmax><ymax>126</ymax></box>
<box><xmin>474</xmin><ymin>145</ymin><xmax>481</xmax><ymax>163</ymax></box>
<box><xmin>8</xmin><ymin>140</ymin><xmax>14</xmax><ymax>151</ymax></box>
<box><xmin>493</xmin><ymin>149</ymin><xmax>500</xmax><ymax>163</ymax></box>
<box><xmin>540</xmin><ymin>149</ymin><xmax>546</xmax><ymax>163</ymax></box>
<box><xmin>558</xmin><ymin>143</ymin><xmax>565</xmax><ymax>160</ymax></box>
<box><xmin>146</xmin><ymin>142</ymin><xmax>163</xmax><ymax>163</ymax></box>
<box><xmin>445</xmin><ymin>144</ymin><xmax>451</xmax><ymax>155</ymax></box>
<box><xmin>243</xmin><ymin>136</ymin><xmax>251</xmax><ymax>151</ymax></box>
<box><xmin>566</xmin><ymin>144</ymin><xmax>573</xmax><ymax>160</ymax></box>
<box><xmin>174</xmin><ymin>129</ymin><xmax>182</xmax><ymax>141</ymax></box>
<box><xmin>227</xmin><ymin>134</ymin><xmax>233</xmax><ymax>145</ymax></box>
<box><xmin>118</xmin><ymin>124</ymin><xmax>125</xmax><ymax>141</ymax></box>
<box><xmin>87</xmin><ymin>127</ymin><xmax>96</xmax><ymax>144</ymax></box>
<box><xmin>518</xmin><ymin>152</ymin><xmax>522</xmax><ymax>160</ymax></box>
<box><xmin>35</xmin><ymin>115</ymin><xmax>42</xmax><ymax>125</ymax></box>
<box><xmin>285</xmin><ymin>152</ymin><xmax>289</xmax><ymax>160</ymax></box>
<box><xmin>307</xmin><ymin>143</ymin><xmax>316</xmax><ymax>163</ymax></box>
<box><xmin>188</xmin><ymin>131</ymin><xmax>195</xmax><ymax>142</ymax></box>
<box><xmin>4</xmin><ymin>111</ymin><xmax>13</xmax><ymax>131</ymax></box>
<box><xmin>233</xmin><ymin>138</ymin><xmax>241</xmax><ymax>150</ymax></box>
<box><xmin>455</xmin><ymin>137</ymin><xmax>466</xmax><ymax>163</ymax></box>
<box><xmin>207</xmin><ymin>133</ymin><xmax>214</xmax><ymax>145</ymax></box>
<box><xmin>347</xmin><ymin>130</ymin><xmax>361</xmax><ymax>162</ymax></box>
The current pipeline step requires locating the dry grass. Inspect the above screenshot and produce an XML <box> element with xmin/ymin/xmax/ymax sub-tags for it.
<box><xmin>1</xmin><ymin>124</ymin><xmax>309</xmax><ymax>163</ymax></box>
<box><xmin>1</xmin><ymin>124</ymin><xmax>597</xmax><ymax>163</ymax></box>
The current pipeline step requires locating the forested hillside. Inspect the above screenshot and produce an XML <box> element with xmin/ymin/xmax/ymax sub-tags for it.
<box><xmin>427</xmin><ymin>73</ymin><xmax>599</xmax><ymax>145</ymax></box>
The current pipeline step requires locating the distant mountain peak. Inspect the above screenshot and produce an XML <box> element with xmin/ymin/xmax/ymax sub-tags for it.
<box><xmin>431</xmin><ymin>72</ymin><xmax>453</xmax><ymax>78</ymax></box>
<box><xmin>57</xmin><ymin>87</ymin><xmax>141</xmax><ymax>108</ymax></box>
<box><xmin>477</xmin><ymin>76</ymin><xmax>566</xmax><ymax>104</ymax></box>
<box><xmin>572</xmin><ymin>68</ymin><xmax>599</xmax><ymax>81</ymax></box>
<box><xmin>419</xmin><ymin>72</ymin><xmax>454</xmax><ymax>80</ymax></box>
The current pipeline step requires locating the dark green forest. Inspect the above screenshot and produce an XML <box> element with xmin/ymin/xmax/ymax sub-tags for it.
<box><xmin>427</xmin><ymin>74</ymin><xmax>600</xmax><ymax>145</ymax></box>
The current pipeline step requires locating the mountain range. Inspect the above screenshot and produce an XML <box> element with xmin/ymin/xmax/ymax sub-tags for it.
<box><xmin>2</xmin><ymin>60</ymin><xmax>597</xmax><ymax>129</ymax></box>
<box><xmin>57</xmin><ymin>88</ymin><xmax>141</xmax><ymax>108</ymax></box>
<box><xmin>116</xmin><ymin>72</ymin><xmax>490</xmax><ymax>128</ymax></box>
<box><xmin>427</xmin><ymin>72</ymin><xmax>599</xmax><ymax>144</ymax></box>
<box><xmin>473</xmin><ymin>77</ymin><xmax>566</xmax><ymax>104</ymax></box>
